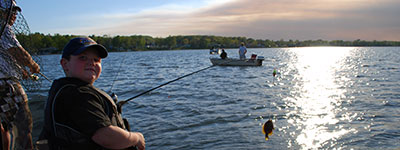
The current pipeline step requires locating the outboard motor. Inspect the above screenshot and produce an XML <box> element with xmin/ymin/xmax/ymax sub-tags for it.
<box><xmin>251</xmin><ymin>54</ymin><xmax>257</xmax><ymax>59</ymax></box>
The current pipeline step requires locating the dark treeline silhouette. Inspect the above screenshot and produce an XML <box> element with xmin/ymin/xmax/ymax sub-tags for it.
<box><xmin>16</xmin><ymin>32</ymin><xmax>400</xmax><ymax>54</ymax></box>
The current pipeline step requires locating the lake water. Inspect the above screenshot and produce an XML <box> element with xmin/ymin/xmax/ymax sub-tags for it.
<box><xmin>27</xmin><ymin>47</ymin><xmax>400</xmax><ymax>149</ymax></box>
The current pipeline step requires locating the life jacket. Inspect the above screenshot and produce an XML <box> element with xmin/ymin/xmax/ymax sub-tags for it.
<box><xmin>38</xmin><ymin>78</ymin><xmax>129</xmax><ymax>150</ymax></box>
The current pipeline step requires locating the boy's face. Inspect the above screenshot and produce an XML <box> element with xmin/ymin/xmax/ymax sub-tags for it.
<box><xmin>61</xmin><ymin>47</ymin><xmax>102</xmax><ymax>84</ymax></box>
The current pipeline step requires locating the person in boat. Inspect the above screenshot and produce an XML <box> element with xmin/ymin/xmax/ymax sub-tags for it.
<box><xmin>209</xmin><ymin>46</ymin><xmax>215</xmax><ymax>54</ymax></box>
<box><xmin>0</xmin><ymin>1</ymin><xmax>38</xmax><ymax>149</ymax></box>
<box><xmin>38</xmin><ymin>37</ymin><xmax>145</xmax><ymax>150</ymax></box>
<box><xmin>220</xmin><ymin>49</ymin><xmax>227</xmax><ymax>59</ymax></box>
<box><xmin>238</xmin><ymin>42</ymin><xmax>247</xmax><ymax>60</ymax></box>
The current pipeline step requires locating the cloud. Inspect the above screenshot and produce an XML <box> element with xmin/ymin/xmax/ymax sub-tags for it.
<box><xmin>74</xmin><ymin>0</ymin><xmax>400</xmax><ymax>40</ymax></box>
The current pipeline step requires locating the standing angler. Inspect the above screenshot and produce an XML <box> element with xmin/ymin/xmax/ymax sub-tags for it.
<box><xmin>1</xmin><ymin>1</ymin><xmax>39</xmax><ymax>149</ymax></box>
<box><xmin>238</xmin><ymin>42</ymin><xmax>247</xmax><ymax>60</ymax></box>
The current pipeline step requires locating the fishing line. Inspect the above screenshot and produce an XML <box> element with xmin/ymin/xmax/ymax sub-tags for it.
<box><xmin>109</xmin><ymin>54</ymin><xmax>126</xmax><ymax>93</ymax></box>
<box><xmin>261</xmin><ymin>66</ymin><xmax>276</xmax><ymax>141</ymax></box>
<box><xmin>270</xmin><ymin>68</ymin><xmax>277</xmax><ymax>119</ymax></box>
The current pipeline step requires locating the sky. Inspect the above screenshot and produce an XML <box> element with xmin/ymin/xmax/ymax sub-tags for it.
<box><xmin>17</xmin><ymin>0</ymin><xmax>400</xmax><ymax>41</ymax></box>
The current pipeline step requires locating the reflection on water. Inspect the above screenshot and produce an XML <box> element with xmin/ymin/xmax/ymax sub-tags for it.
<box><xmin>284</xmin><ymin>47</ymin><xmax>356</xmax><ymax>149</ymax></box>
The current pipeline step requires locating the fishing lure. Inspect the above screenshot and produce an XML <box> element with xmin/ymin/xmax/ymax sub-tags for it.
<box><xmin>262</xmin><ymin>119</ymin><xmax>274</xmax><ymax>141</ymax></box>
<box><xmin>272</xmin><ymin>68</ymin><xmax>277</xmax><ymax>77</ymax></box>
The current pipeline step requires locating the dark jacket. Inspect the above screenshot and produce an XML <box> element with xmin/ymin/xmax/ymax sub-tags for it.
<box><xmin>39</xmin><ymin>77</ymin><xmax>126</xmax><ymax>150</ymax></box>
<box><xmin>220</xmin><ymin>50</ymin><xmax>227</xmax><ymax>59</ymax></box>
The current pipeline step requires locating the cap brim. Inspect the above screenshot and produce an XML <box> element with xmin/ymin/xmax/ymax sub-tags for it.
<box><xmin>72</xmin><ymin>44</ymin><xmax>108</xmax><ymax>58</ymax></box>
<box><xmin>12</xmin><ymin>6</ymin><xmax>21</xmax><ymax>12</ymax></box>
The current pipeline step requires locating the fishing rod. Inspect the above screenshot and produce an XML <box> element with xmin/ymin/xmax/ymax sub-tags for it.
<box><xmin>15</xmin><ymin>62</ymin><xmax>52</xmax><ymax>82</ymax></box>
<box><xmin>117</xmin><ymin>64</ymin><xmax>217</xmax><ymax>107</ymax></box>
<box><xmin>29</xmin><ymin>72</ymin><xmax>51</xmax><ymax>82</ymax></box>
<box><xmin>38</xmin><ymin>72</ymin><xmax>52</xmax><ymax>82</ymax></box>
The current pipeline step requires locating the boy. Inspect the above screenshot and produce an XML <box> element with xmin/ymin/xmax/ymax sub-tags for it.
<box><xmin>39</xmin><ymin>37</ymin><xmax>145</xmax><ymax>150</ymax></box>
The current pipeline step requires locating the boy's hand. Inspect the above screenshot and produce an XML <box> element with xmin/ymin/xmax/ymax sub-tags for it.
<box><xmin>134</xmin><ymin>132</ymin><xmax>145</xmax><ymax>150</ymax></box>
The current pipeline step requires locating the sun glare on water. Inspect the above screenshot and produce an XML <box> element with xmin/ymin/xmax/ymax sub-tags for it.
<box><xmin>283</xmin><ymin>47</ymin><xmax>356</xmax><ymax>149</ymax></box>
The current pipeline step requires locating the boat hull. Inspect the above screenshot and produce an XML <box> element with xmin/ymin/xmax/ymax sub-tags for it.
<box><xmin>210</xmin><ymin>58</ymin><xmax>263</xmax><ymax>66</ymax></box>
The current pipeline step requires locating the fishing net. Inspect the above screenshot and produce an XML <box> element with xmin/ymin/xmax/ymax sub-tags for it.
<box><xmin>1</xmin><ymin>0</ymin><xmax>42</xmax><ymax>91</ymax></box>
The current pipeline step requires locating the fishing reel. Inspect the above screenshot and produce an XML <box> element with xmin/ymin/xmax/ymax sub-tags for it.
<box><xmin>110</xmin><ymin>92</ymin><xmax>132</xmax><ymax>132</ymax></box>
<box><xmin>110</xmin><ymin>92</ymin><xmax>118</xmax><ymax>103</ymax></box>
<box><xmin>110</xmin><ymin>92</ymin><xmax>126</xmax><ymax>114</ymax></box>
<box><xmin>110</xmin><ymin>92</ymin><xmax>122</xmax><ymax>112</ymax></box>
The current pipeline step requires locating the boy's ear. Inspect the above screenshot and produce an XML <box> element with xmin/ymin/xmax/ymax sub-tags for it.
<box><xmin>60</xmin><ymin>58</ymin><xmax>68</xmax><ymax>72</ymax></box>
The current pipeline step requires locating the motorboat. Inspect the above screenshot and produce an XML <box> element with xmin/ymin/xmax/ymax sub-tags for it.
<box><xmin>210</xmin><ymin>55</ymin><xmax>264</xmax><ymax>66</ymax></box>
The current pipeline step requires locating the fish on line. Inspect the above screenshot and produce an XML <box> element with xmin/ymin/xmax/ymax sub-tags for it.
<box><xmin>262</xmin><ymin>119</ymin><xmax>274</xmax><ymax>141</ymax></box>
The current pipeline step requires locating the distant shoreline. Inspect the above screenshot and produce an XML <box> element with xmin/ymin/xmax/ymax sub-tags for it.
<box><xmin>16</xmin><ymin>33</ymin><xmax>400</xmax><ymax>54</ymax></box>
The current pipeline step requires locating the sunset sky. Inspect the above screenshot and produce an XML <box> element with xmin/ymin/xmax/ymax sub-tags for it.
<box><xmin>18</xmin><ymin>0</ymin><xmax>400</xmax><ymax>41</ymax></box>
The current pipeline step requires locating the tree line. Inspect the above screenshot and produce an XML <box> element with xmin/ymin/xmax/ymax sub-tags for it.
<box><xmin>16</xmin><ymin>32</ymin><xmax>400</xmax><ymax>54</ymax></box>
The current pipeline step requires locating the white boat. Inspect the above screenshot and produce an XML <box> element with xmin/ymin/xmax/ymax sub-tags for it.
<box><xmin>210</xmin><ymin>56</ymin><xmax>265</xmax><ymax>66</ymax></box>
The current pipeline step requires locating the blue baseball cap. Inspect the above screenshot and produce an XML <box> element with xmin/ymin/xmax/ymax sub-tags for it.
<box><xmin>62</xmin><ymin>37</ymin><xmax>108</xmax><ymax>58</ymax></box>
